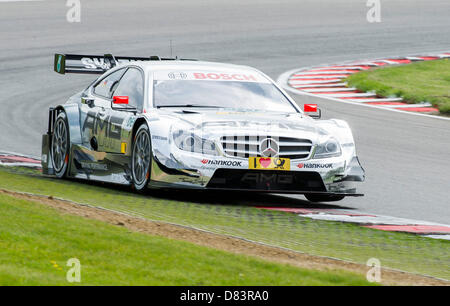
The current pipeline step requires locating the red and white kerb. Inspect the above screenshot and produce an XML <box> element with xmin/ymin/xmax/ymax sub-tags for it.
<box><xmin>286</xmin><ymin>53</ymin><xmax>450</xmax><ymax>114</ymax></box>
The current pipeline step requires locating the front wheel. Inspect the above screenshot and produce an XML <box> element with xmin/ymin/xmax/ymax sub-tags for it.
<box><xmin>131</xmin><ymin>124</ymin><xmax>152</xmax><ymax>191</ymax></box>
<box><xmin>305</xmin><ymin>194</ymin><xmax>345</xmax><ymax>202</ymax></box>
<box><xmin>51</xmin><ymin>112</ymin><xmax>70</xmax><ymax>178</ymax></box>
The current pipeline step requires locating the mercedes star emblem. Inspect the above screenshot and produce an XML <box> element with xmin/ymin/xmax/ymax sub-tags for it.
<box><xmin>259</xmin><ymin>138</ymin><xmax>279</xmax><ymax>157</ymax></box>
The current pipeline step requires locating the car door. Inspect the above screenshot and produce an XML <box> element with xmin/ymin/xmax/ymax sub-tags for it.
<box><xmin>80</xmin><ymin>68</ymin><xmax>127</xmax><ymax>152</ymax></box>
<box><xmin>105</xmin><ymin>67</ymin><xmax>145</xmax><ymax>154</ymax></box>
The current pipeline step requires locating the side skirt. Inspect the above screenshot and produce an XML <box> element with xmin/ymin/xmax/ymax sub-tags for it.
<box><xmin>68</xmin><ymin>144</ymin><xmax>132</xmax><ymax>185</ymax></box>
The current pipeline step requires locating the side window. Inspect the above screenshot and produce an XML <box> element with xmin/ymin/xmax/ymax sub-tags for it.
<box><xmin>93</xmin><ymin>69</ymin><xmax>126</xmax><ymax>98</ymax></box>
<box><xmin>112</xmin><ymin>68</ymin><xmax>144</xmax><ymax>110</ymax></box>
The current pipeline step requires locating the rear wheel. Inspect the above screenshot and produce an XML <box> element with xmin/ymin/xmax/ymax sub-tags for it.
<box><xmin>305</xmin><ymin>194</ymin><xmax>345</xmax><ymax>202</ymax></box>
<box><xmin>131</xmin><ymin>124</ymin><xmax>152</xmax><ymax>191</ymax></box>
<box><xmin>51</xmin><ymin>112</ymin><xmax>70</xmax><ymax>178</ymax></box>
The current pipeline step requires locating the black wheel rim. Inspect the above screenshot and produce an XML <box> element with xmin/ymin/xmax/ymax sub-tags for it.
<box><xmin>51</xmin><ymin>118</ymin><xmax>68</xmax><ymax>172</ymax></box>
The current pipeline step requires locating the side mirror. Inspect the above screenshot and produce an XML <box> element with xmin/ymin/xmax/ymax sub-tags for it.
<box><xmin>112</xmin><ymin>96</ymin><xmax>137</xmax><ymax>112</ymax></box>
<box><xmin>304</xmin><ymin>104</ymin><xmax>321</xmax><ymax>119</ymax></box>
<box><xmin>113</xmin><ymin>96</ymin><xmax>129</xmax><ymax>105</ymax></box>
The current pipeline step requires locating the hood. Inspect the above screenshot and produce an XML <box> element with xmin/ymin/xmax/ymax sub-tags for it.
<box><xmin>152</xmin><ymin>108</ymin><xmax>329</xmax><ymax>142</ymax></box>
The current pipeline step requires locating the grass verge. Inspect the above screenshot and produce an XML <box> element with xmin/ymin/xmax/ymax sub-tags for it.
<box><xmin>346</xmin><ymin>59</ymin><xmax>450</xmax><ymax>114</ymax></box>
<box><xmin>0</xmin><ymin>167</ymin><xmax>449</xmax><ymax>280</ymax></box>
<box><xmin>0</xmin><ymin>193</ymin><xmax>375</xmax><ymax>285</ymax></box>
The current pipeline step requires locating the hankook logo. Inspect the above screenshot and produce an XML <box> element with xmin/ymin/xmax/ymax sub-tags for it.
<box><xmin>297</xmin><ymin>163</ymin><xmax>333</xmax><ymax>169</ymax></box>
<box><xmin>259</xmin><ymin>138</ymin><xmax>279</xmax><ymax>157</ymax></box>
<box><xmin>201</xmin><ymin>159</ymin><xmax>242</xmax><ymax>167</ymax></box>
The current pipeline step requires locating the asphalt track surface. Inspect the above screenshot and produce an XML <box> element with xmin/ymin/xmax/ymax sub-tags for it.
<box><xmin>0</xmin><ymin>0</ymin><xmax>449</xmax><ymax>223</ymax></box>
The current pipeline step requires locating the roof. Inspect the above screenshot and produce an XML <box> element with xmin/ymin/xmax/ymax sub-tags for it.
<box><xmin>125</xmin><ymin>60</ymin><xmax>259</xmax><ymax>74</ymax></box>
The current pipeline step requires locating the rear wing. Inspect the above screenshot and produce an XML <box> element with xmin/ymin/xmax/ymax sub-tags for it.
<box><xmin>54</xmin><ymin>53</ymin><xmax>197</xmax><ymax>75</ymax></box>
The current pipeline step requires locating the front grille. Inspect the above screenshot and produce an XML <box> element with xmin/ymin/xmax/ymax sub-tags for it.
<box><xmin>207</xmin><ymin>169</ymin><xmax>326</xmax><ymax>191</ymax></box>
<box><xmin>220</xmin><ymin>136</ymin><xmax>313</xmax><ymax>160</ymax></box>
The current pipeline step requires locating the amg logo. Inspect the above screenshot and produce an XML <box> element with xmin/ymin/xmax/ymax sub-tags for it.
<box><xmin>83</xmin><ymin>111</ymin><xmax>123</xmax><ymax>140</ymax></box>
<box><xmin>241</xmin><ymin>173</ymin><xmax>293</xmax><ymax>184</ymax></box>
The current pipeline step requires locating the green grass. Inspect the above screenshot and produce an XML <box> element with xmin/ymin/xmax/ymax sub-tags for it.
<box><xmin>0</xmin><ymin>192</ymin><xmax>373</xmax><ymax>285</ymax></box>
<box><xmin>346</xmin><ymin>59</ymin><xmax>450</xmax><ymax>114</ymax></box>
<box><xmin>0</xmin><ymin>167</ymin><xmax>449</xmax><ymax>280</ymax></box>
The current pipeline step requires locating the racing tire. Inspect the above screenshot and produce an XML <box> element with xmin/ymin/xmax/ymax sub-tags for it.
<box><xmin>305</xmin><ymin>194</ymin><xmax>345</xmax><ymax>203</ymax></box>
<box><xmin>51</xmin><ymin>112</ymin><xmax>71</xmax><ymax>178</ymax></box>
<box><xmin>131</xmin><ymin>124</ymin><xmax>152</xmax><ymax>191</ymax></box>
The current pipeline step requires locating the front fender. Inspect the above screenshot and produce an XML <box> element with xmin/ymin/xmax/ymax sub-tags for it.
<box><xmin>315</xmin><ymin>119</ymin><xmax>355</xmax><ymax>146</ymax></box>
<box><xmin>315</xmin><ymin>119</ymin><xmax>364</xmax><ymax>181</ymax></box>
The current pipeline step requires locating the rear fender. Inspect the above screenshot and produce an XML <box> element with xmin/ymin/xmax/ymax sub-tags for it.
<box><xmin>41</xmin><ymin>103</ymin><xmax>82</xmax><ymax>175</ymax></box>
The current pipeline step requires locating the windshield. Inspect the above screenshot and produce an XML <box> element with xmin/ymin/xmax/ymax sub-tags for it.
<box><xmin>153</xmin><ymin>77</ymin><xmax>298</xmax><ymax>113</ymax></box>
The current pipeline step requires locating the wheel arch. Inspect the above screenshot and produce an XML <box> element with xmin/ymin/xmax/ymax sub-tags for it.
<box><xmin>131</xmin><ymin>117</ymin><xmax>149</xmax><ymax>142</ymax></box>
<box><xmin>56</xmin><ymin>104</ymin><xmax>82</xmax><ymax>145</ymax></box>
<box><xmin>46</xmin><ymin>104</ymin><xmax>82</xmax><ymax>177</ymax></box>
<box><xmin>130</xmin><ymin>120</ymin><xmax>152</xmax><ymax>191</ymax></box>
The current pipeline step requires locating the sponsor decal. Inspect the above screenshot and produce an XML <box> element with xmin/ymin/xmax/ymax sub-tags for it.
<box><xmin>82</xmin><ymin>111</ymin><xmax>125</xmax><ymax>152</ymax></box>
<box><xmin>197</xmin><ymin>120</ymin><xmax>315</xmax><ymax>132</ymax></box>
<box><xmin>152</xmin><ymin>135</ymin><xmax>168</xmax><ymax>141</ymax></box>
<box><xmin>168</xmin><ymin>72</ymin><xmax>187</xmax><ymax>80</ymax></box>
<box><xmin>80</xmin><ymin>161</ymin><xmax>108</xmax><ymax>171</ymax></box>
<box><xmin>249</xmin><ymin>157</ymin><xmax>290</xmax><ymax>171</ymax></box>
<box><xmin>56</xmin><ymin>55</ymin><xmax>63</xmax><ymax>73</ymax></box>
<box><xmin>201</xmin><ymin>159</ymin><xmax>243</xmax><ymax>167</ymax></box>
<box><xmin>81</xmin><ymin>57</ymin><xmax>111</xmax><ymax>70</ymax></box>
<box><xmin>297</xmin><ymin>163</ymin><xmax>333</xmax><ymax>169</ymax></box>
<box><xmin>83</xmin><ymin>111</ymin><xmax>123</xmax><ymax>140</ymax></box>
<box><xmin>241</xmin><ymin>172</ymin><xmax>294</xmax><ymax>184</ymax></box>
<box><xmin>193</xmin><ymin>72</ymin><xmax>257</xmax><ymax>81</ymax></box>
<box><xmin>81</xmin><ymin>57</ymin><xmax>144</xmax><ymax>70</ymax></box>
<box><xmin>153</xmin><ymin>70</ymin><xmax>270</xmax><ymax>83</ymax></box>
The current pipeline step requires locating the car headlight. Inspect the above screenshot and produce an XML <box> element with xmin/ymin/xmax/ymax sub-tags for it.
<box><xmin>172</xmin><ymin>130</ymin><xmax>218</xmax><ymax>156</ymax></box>
<box><xmin>313</xmin><ymin>137</ymin><xmax>341</xmax><ymax>159</ymax></box>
